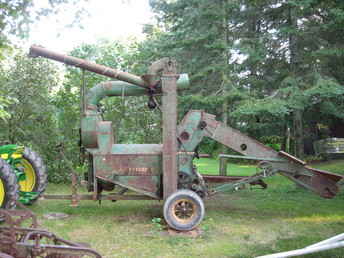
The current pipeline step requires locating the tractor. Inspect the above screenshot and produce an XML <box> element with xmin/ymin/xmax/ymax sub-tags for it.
<box><xmin>0</xmin><ymin>144</ymin><xmax>47</xmax><ymax>209</ymax></box>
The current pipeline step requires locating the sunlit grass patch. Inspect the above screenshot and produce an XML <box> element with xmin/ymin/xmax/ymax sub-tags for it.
<box><xmin>285</xmin><ymin>214</ymin><xmax>344</xmax><ymax>223</ymax></box>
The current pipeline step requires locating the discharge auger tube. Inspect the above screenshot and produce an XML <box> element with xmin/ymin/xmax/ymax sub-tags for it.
<box><xmin>29</xmin><ymin>45</ymin><xmax>190</xmax><ymax>90</ymax></box>
<box><xmin>29</xmin><ymin>45</ymin><xmax>148</xmax><ymax>88</ymax></box>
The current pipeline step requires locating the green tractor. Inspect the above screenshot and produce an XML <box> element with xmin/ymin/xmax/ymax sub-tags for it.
<box><xmin>0</xmin><ymin>144</ymin><xmax>47</xmax><ymax>208</ymax></box>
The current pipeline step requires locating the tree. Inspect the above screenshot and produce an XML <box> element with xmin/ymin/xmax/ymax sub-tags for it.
<box><xmin>0</xmin><ymin>0</ymin><xmax>86</xmax><ymax>51</ymax></box>
<box><xmin>147</xmin><ymin>0</ymin><xmax>344</xmax><ymax>157</ymax></box>
<box><xmin>0</xmin><ymin>0</ymin><xmax>87</xmax><ymax>128</ymax></box>
<box><xmin>0</xmin><ymin>51</ymin><xmax>63</xmax><ymax>180</ymax></box>
<box><xmin>0</xmin><ymin>51</ymin><xmax>58</xmax><ymax>142</ymax></box>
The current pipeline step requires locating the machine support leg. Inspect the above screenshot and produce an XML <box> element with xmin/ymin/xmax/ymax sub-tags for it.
<box><xmin>219</xmin><ymin>156</ymin><xmax>228</xmax><ymax>176</ymax></box>
<box><xmin>71</xmin><ymin>172</ymin><xmax>79</xmax><ymax>207</ymax></box>
<box><xmin>162</xmin><ymin>59</ymin><xmax>178</xmax><ymax>199</ymax></box>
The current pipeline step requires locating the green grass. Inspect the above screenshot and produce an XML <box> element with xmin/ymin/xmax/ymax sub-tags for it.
<box><xmin>195</xmin><ymin>158</ymin><xmax>257</xmax><ymax>176</ymax></box>
<box><xmin>26</xmin><ymin>159</ymin><xmax>344</xmax><ymax>258</ymax></box>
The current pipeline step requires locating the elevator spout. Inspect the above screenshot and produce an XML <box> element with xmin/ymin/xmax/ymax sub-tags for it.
<box><xmin>29</xmin><ymin>45</ymin><xmax>190</xmax><ymax>90</ymax></box>
<box><xmin>29</xmin><ymin>45</ymin><xmax>148</xmax><ymax>88</ymax></box>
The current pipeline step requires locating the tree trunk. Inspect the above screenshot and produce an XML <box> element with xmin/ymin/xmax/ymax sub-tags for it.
<box><xmin>293</xmin><ymin>110</ymin><xmax>304</xmax><ymax>157</ymax></box>
<box><xmin>281</xmin><ymin>124</ymin><xmax>291</xmax><ymax>153</ymax></box>
<box><xmin>288</xmin><ymin>4</ymin><xmax>304</xmax><ymax>158</ymax></box>
<box><xmin>222</xmin><ymin>0</ymin><xmax>230</xmax><ymax>154</ymax></box>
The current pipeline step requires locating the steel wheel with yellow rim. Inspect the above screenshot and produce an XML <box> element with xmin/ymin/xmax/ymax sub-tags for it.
<box><xmin>18</xmin><ymin>148</ymin><xmax>47</xmax><ymax>201</ymax></box>
<box><xmin>0</xmin><ymin>157</ymin><xmax>18</xmax><ymax>209</ymax></box>
<box><xmin>18</xmin><ymin>158</ymin><xmax>36</xmax><ymax>192</ymax></box>
<box><xmin>163</xmin><ymin>189</ymin><xmax>205</xmax><ymax>231</ymax></box>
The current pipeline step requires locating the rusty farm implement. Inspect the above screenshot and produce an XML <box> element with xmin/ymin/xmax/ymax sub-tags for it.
<box><xmin>23</xmin><ymin>45</ymin><xmax>344</xmax><ymax>232</ymax></box>
<box><xmin>0</xmin><ymin>202</ymin><xmax>101</xmax><ymax>258</ymax></box>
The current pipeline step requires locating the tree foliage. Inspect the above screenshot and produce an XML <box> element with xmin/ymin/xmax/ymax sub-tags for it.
<box><xmin>144</xmin><ymin>0</ymin><xmax>344</xmax><ymax>157</ymax></box>
<box><xmin>0</xmin><ymin>0</ymin><xmax>86</xmax><ymax>50</ymax></box>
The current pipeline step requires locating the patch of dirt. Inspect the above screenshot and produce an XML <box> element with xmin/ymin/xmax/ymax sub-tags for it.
<box><xmin>112</xmin><ymin>214</ymin><xmax>147</xmax><ymax>223</ymax></box>
<box><xmin>43</xmin><ymin>212</ymin><xmax>69</xmax><ymax>220</ymax></box>
<box><xmin>69</xmin><ymin>226</ymin><xmax>103</xmax><ymax>240</ymax></box>
<box><xmin>164</xmin><ymin>227</ymin><xmax>203</xmax><ymax>238</ymax></box>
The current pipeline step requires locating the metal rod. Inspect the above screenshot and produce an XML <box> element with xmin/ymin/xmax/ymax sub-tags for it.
<box><xmin>81</xmin><ymin>69</ymin><xmax>86</xmax><ymax>115</ymax></box>
<box><xmin>212</xmin><ymin>170</ymin><xmax>276</xmax><ymax>194</ymax></box>
<box><xmin>29</xmin><ymin>45</ymin><xmax>148</xmax><ymax>88</ymax></box>
<box><xmin>203</xmin><ymin>175</ymin><xmax>255</xmax><ymax>182</ymax></box>
<box><xmin>219</xmin><ymin>154</ymin><xmax>285</xmax><ymax>162</ymax></box>
<box><xmin>42</xmin><ymin>194</ymin><xmax>156</xmax><ymax>200</ymax></box>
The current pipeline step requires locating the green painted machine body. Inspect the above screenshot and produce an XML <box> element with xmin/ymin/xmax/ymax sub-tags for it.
<box><xmin>81</xmin><ymin>78</ymin><xmax>203</xmax><ymax>199</ymax></box>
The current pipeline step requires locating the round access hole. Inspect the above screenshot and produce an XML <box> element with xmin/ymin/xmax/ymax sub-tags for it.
<box><xmin>240</xmin><ymin>144</ymin><xmax>247</xmax><ymax>151</ymax></box>
<box><xmin>180</xmin><ymin>131</ymin><xmax>190</xmax><ymax>141</ymax></box>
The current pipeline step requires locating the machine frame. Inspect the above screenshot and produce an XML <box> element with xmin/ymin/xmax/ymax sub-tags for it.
<box><xmin>28</xmin><ymin>45</ymin><xmax>344</xmax><ymax>231</ymax></box>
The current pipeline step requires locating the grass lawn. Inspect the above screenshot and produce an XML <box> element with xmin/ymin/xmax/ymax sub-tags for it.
<box><xmin>28</xmin><ymin>158</ymin><xmax>344</xmax><ymax>258</ymax></box>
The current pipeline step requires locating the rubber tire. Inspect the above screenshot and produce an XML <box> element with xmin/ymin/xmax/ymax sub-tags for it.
<box><xmin>0</xmin><ymin>158</ymin><xmax>19</xmax><ymax>209</ymax></box>
<box><xmin>163</xmin><ymin>189</ymin><xmax>205</xmax><ymax>231</ymax></box>
<box><xmin>21</xmin><ymin>147</ymin><xmax>47</xmax><ymax>200</ymax></box>
<box><xmin>0</xmin><ymin>251</ymin><xmax>14</xmax><ymax>258</ymax></box>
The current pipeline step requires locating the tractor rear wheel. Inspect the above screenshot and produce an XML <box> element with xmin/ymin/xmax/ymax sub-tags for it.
<box><xmin>163</xmin><ymin>189</ymin><xmax>205</xmax><ymax>231</ymax></box>
<box><xmin>0</xmin><ymin>252</ymin><xmax>14</xmax><ymax>258</ymax></box>
<box><xmin>0</xmin><ymin>158</ymin><xmax>18</xmax><ymax>209</ymax></box>
<box><xmin>18</xmin><ymin>148</ymin><xmax>47</xmax><ymax>201</ymax></box>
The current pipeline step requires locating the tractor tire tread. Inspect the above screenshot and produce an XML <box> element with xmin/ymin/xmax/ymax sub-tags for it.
<box><xmin>0</xmin><ymin>158</ymin><xmax>19</xmax><ymax>209</ymax></box>
<box><xmin>22</xmin><ymin>147</ymin><xmax>47</xmax><ymax>198</ymax></box>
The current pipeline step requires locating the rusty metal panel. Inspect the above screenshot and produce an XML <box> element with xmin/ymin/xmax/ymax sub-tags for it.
<box><xmin>96</xmin><ymin>175</ymin><xmax>160</xmax><ymax>198</ymax></box>
<box><xmin>178</xmin><ymin>110</ymin><xmax>278</xmax><ymax>159</ymax></box>
<box><xmin>94</xmin><ymin>154</ymin><xmax>162</xmax><ymax>177</ymax></box>
<box><xmin>120</xmin><ymin>176</ymin><xmax>160</xmax><ymax>195</ymax></box>
<box><xmin>311</xmin><ymin>174</ymin><xmax>339</xmax><ymax>198</ymax></box>
<box><xmin>306</xmin><ymin>166</ymin><xmax>343</xmax><ymax>182</ymax></box>
<box><xmin>110</xmin><ymin>144</ymin><xmax>162</xmax><ymax>154</ymax></box>
<box><xmin>204</xmin><ymin>121</ymin><xmax>278</xmax><ymax>159</ymax></box>
<box><xmin>161</xmin><ymin>59</ymin><xmax>178</xmax><ymax>199</ymax></box>
<box><xmin>93</xmin><ymin>145</ymin><xmax>163</xmax><ymax>198</ymax></box>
